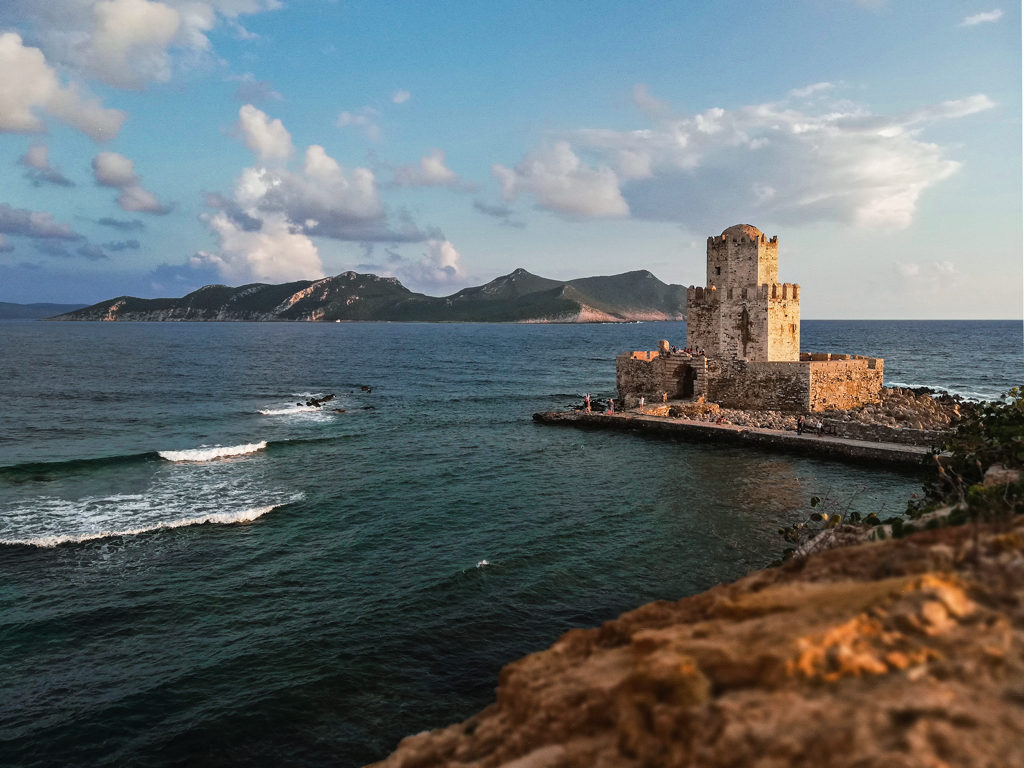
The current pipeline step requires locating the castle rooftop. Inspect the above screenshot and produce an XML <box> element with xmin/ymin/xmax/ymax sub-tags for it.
<box><xmin>721</xmin><ymin>224</ymin><xmax>763</xmax><ymax>239</ymax></box>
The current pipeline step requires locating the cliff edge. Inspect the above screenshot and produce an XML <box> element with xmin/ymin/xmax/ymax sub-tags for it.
<box><xmin>371</xmin><ymin>519</ymin><xmax>1024</xmax><ymax>767</ymax></box>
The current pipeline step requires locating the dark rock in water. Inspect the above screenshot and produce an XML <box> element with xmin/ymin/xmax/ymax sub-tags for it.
<box><xmin>305</xmin><ymin>393</ymin><xmax>336</xmax><ymax>408</ymax></box>
<box><xmin>362</xmin><ymin>405</ymin><xmax>375</xmax><ymax>410</ymax></box>
<box><xmin>334</xmin><ymin>409</ymin><xmax>346</xmax><ymax>413</ymax></box>
<box><xmin>297</xmin><ymin>402</ymin><xmax>303</xmax><ymax>406</ymax></box>
<box><xmin>360</xmin><ymin>385</ymin><xmax>372</xmax><ymax>392</ymax></box>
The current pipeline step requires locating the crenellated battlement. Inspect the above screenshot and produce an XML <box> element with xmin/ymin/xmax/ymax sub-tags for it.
<box><xmin>765</xmin><ymin>282</ymin><xmax>800</xmax><ymax>301</ymax></box>
<box><xmin>707</xmin><ymin>233</ymin><xmax>778</xmax><ymax>246</ymax></box>
<box><xmin>686</xmin><ymin>285</ymin><xmax>719</xmax><ymax>305</ymax></box>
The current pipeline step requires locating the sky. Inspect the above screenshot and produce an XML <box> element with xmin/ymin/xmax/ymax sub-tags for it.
<box><xmin>0</xmin><ymin>0</ymin><xmax>1020</xmax><ymax>318</ymax></box>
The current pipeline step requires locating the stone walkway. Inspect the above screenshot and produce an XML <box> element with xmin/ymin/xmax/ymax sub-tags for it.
<box><xmin>533</xmin><ymin>411</ymin><xmax>936</xmax><ymax>468</ymax></box>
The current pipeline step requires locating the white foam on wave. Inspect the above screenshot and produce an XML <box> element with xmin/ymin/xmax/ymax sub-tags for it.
<box><xmin>158</xmin><ymin>441</ymin><xmax>267</xmax><ymax>462</ymax></box>
<box><xmin>1</xmin><ymin>505</ymin><xmax>280</xmax><ymax>548</ymax></box>
<box><xmin>887</xmin><ymin>381</ymin><xmax>1005</xmax><ymax>402</ymax></box>
<box><xmin>259</xmin><ymin>406</ymin><xmax>319</xmax><ymax>415</ymax></box>
<box><xmin>477</xmin><ymin>559</ymin><xmax>490</xmax><ymax>567</ymax></box>
<box><xmin>1</xmin><ymin>454</ymin><xmax>303</xmax><ymax>549</ymax></box>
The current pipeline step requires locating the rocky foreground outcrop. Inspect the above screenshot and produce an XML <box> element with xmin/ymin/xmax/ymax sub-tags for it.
<box><xmin>371</xmin><ymin>519</ymin><xmax>1024</xmax><ymax>768</ymax></box>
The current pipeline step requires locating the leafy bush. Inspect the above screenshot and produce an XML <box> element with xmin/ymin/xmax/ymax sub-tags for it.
<box><xmin>913</xmin><ymin>386</ymin><xmax>1024</xmax><ymax>521</ymax></box>
<box><xmin>779</xmin><ymin>388</ymin><xmax>1024</xmax><ymax>561</ymax></box>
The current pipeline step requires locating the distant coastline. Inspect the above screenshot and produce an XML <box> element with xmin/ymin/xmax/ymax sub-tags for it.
<box><xmin>47</xmin><ymin>268</ymin><xmax>687</xmax><ymax>324</ymax></box>
<box><xmin>0</xmin><ymin>302</ymin><xmax>87</xmax><ymax>320</ymax></box>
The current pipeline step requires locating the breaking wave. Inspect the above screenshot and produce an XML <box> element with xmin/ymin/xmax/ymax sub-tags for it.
<box><xmin>158</xmin><ymin>442</ymin><xmax>267</xmax><ymax>462</ymax></box>
<box><xmin>887</xmin><ymin>382</ymin><xmax>1004</xmax><ymax>402</ymax></box>
<box><xmin>259</xmin><ymin>406</ymin><xmax>319</xmax><ymax>415</ymax></box>
<box><xmin>1</xmin><ymin>505</ymin><xmax>281</xmax><ymax>548</ymax></box>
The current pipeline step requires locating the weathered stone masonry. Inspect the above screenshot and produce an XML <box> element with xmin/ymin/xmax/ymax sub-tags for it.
<box><xmin>617</xmin><ymin>225</ymin><xmax>884</xmax><ymax>413</ymax></box>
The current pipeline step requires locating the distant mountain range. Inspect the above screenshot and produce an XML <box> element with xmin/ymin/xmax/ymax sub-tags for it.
<box><xmin>50</xmin><ymin>269</ymin><xmax>687</xmax><ymax>323</ymax></box>
<box><xmin>0</xmin><ymin>302</ymin><xmax>88</xmax><ymax>320</ymax></box>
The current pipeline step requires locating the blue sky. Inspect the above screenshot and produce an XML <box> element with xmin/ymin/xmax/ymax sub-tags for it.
<box><xmin>0</xmin><ymin>0</ymin><xmax>1019</xmax><ymax>318</ymax></box>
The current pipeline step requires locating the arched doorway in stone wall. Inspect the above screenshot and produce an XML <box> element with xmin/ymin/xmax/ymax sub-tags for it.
<box><xmin>674</xmin><ymin>363</ymin><xmax>697</xmax><ymax>399</ymax></box>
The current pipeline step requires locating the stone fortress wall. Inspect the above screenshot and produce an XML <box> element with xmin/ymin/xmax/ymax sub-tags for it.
<box><xmin>616</xmin><ymin>225</ymin><xmax>884</xmax><ymax>414</ymax></box>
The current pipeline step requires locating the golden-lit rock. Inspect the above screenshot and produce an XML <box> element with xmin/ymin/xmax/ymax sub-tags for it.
<box><xmin>370</xmin><ymin>520</ymin><xmax>1024</xmax><ymax>768</ymax></box>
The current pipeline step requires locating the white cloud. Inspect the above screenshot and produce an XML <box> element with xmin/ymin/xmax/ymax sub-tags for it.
<box><xmin>336</xmin><ymin>107</ymin><xmax>380</xmax><ymax>141</ymax></box>
<box><xmin>392</xmin><ymin>89</ymin><xmax>410</xmax><ymax>104</ymax></box>
<box><xmin>203</xmin><ymin>108</ymin><xmax>447</xmax><ymax>284</ymax></box>
<box><xmin>359</xmin><ymin>239</ymin><xmax>469</xmax><ymax>292</ymax></box>
<box><xmin>0</xmin><ymin>32</ymin><xmax>124</xmax><ymax>141</ymax></box>
<box><xmin>1</xmin><ymin>1</ymin><xmax>283</xmax><ymax>90</ymax></box>
<box><xmin>192</xmin><ymin>211</ymin><xmax>323</xmax><ymax>283</ymax></box>
<box><xmin>218</xmin><ymin>128</ymin><xmax>421</xmax><ymax>241</ymax></box>
<box><xmin>500</xmin><ymin>89</ymin><xmax>994</xmax><ymax>229</ymax></box>
<box><xmin>117</xmin><ymin>184</ymin><xmax>168</xmax><ymax>213</ymax></box>
<box><xmin>201</xmin><ymin>139</ymin><xmax>437</xmax><ymax>283</ymax></box>
<box><xmin>87</xmin><ymin>0</ymin><xmax>182</xmax><ymax>89</ymax></box>
<box><xmin>19</xmin><ymin>143</ymin><xmax>74</xmax><ymax>186</ymax></box>
<box><xmin>238</xmin><ymin>145</ymin><xmax>386</xmax><ymax>237</ymax></box>
<box><xmin>492</xmin><ymin>141</ymin><xmax>629</xmax><ymax>218</ymax></box>
<box><xmin>92</xmin><ymin>150</ymin><xmax>138</xmax><ymax>186</ymax></box>
<box><xmin>393</xmin><ymin>149</ymin><xmax>460</xmax><ymax>187</ymax></box>
<box><xmin>235</xmin><ymin>104</ymin><xmax>294</xmax><ymax>162</ymax></box>
<box><xmin>91</xmin><ymin>151</ymin><xmax>171</xmax><ymax>213</ymax></box>
<box><xmin>962</xmin><ymin>9</ymin><xmax>1002</xmax><ymax>25</ymax></box>
<box><xmin>404</xmin><ymin>239</ymin><xmax>466</xmax><ymax>287</ymax></box>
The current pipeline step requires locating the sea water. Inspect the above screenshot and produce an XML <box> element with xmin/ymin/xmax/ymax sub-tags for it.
<box><xmin>0</xmin><ymin>320</ymin><xmax>1020</xmax><ymax>767</ymax></box>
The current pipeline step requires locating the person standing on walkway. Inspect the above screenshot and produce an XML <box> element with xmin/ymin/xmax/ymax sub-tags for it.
<box><xmin>817</xmin><ymin>419</ymin><xmax>824</xmax><ymax>437</ymax></box>
<box><xmin>639</xmin><ymin>396</ymin><xmax>645</xmax><ymax>413</ymax></box>
<box><xmin>584</xmin><ymin>393</ymin><xmax>591</xmax><ymax>413</ymax></box>
<box><xmin>797</xmin><ymin>415</ymin><xmax>804</xmax><ymax>435</ymax></box>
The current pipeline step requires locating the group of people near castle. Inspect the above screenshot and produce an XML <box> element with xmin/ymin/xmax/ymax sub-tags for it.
<box><xmin>670</xmin><ymin>345</ymin><xmax>705</xmax><ymax>357</ymax></box>
<box><xmin>582</xmin><ymin>393</ymin><xmax>615</xmax><ymax>415</ymax></box>
<box><xmin>796</xmin><ymin>415</ymin><xmax>825</xmax><ymax>437</ymax></box>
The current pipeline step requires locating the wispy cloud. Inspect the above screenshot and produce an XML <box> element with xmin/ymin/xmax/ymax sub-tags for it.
<box><xmin>97</xmin><ymin>217</ymin><xmax>144</xmax><ymax>232</ymax></box>
<box><xmin>91</xmin><ymin>151</ymin><xmax>172</xmax><ymax>214</ymax></box>
<box><xmin>962</xmin><ymin>9</ymin><xmax>1003</xmax><ymax>25</ymax></box>
<box><xmin>336</xmin><ymin>107</ymin><xmax>380</xmax><ymax>141</ymax></box>
<box><xmin>473</xmin><ymin>199</ymin><xmax>526</xmax><ymax>229</ymax></box>
<box><xmin>392</xmin><ymin>90</ymin><xmax>411</xmax><ymax>104</ymax></box>
<box><xmin>18</xmin><ymin>144</ymin><xmax>74</xmax><ymax>187</ymax></box>
<box><xmin>229</xmin><ymin>73</ymin><xmax>283</xmax><ymax>104</ymax></box>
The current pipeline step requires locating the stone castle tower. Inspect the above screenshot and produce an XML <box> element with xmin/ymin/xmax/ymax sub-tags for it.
<box><xmin>685</xmin><ymin>224</ymin><xmax>800</xmax><ymax>362</ymax></box>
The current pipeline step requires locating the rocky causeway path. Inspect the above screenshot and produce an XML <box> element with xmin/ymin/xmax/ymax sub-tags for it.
<box><xmin>533</xmin><ymin>411</ymin><xmax>935</xmax><ymax>468</ymax></box>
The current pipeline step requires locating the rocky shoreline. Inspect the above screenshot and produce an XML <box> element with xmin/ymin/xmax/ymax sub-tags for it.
<box><xmin>569</xmin><ymin>387</ymin><xmax>969</xmax><ymax>448</ymax></box>
<box><xmin>628</xmin><ymin>386</ymin><xmax>968</xmax><ymax>434</ymax></box>
<box><xmin>370</xmin><ymin>516</ymin><xmax>1024</xmax><ymax>768</ymax></box>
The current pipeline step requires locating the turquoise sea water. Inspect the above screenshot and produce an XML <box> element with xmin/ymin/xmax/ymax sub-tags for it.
<box><xmin>0</xmin><ymin>320</ymin><xmax>1020</xmax><ymax>767</ymax></box>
